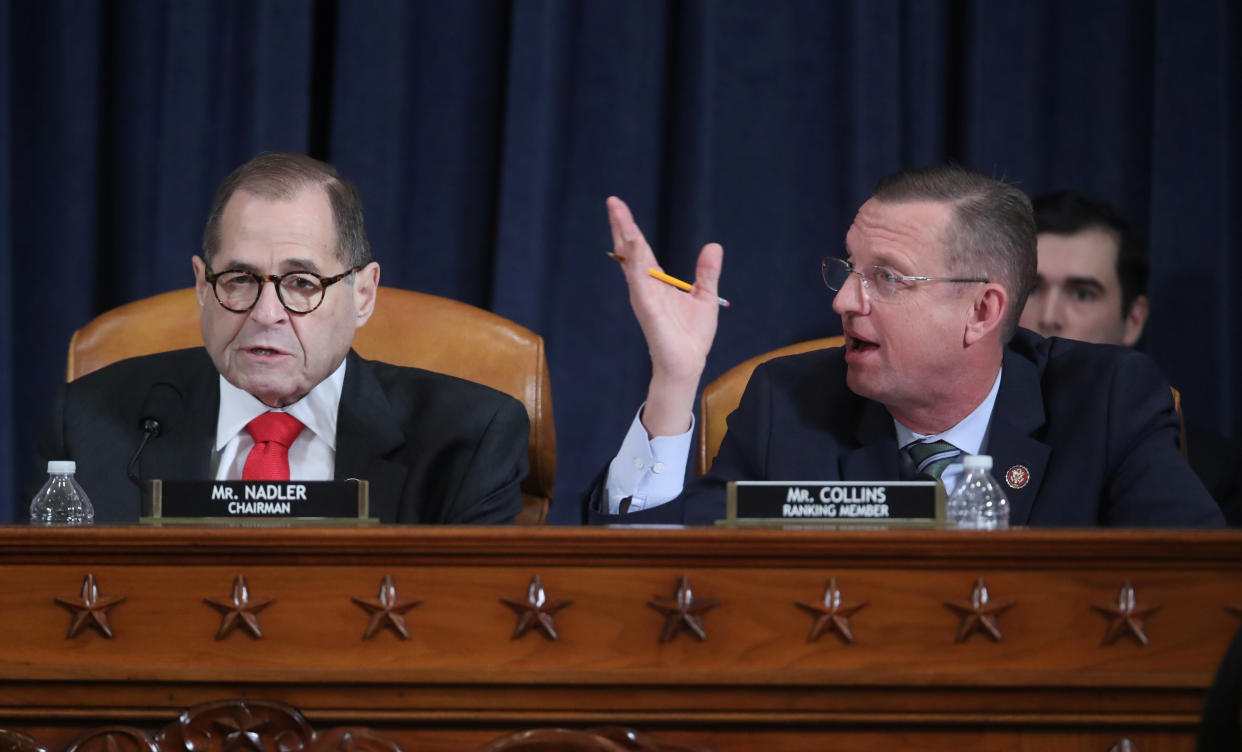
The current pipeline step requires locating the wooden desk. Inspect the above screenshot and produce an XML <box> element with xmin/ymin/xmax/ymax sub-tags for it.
<box><xmin>0</xmin><ymin>526</ymin><xmax>1238</xmax><ymax>750</ymax></box>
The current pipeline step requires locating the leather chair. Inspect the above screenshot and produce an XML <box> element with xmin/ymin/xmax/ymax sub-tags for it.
<box><xmin>696</xmin><ymin>335</ymin><xmax>1188</xmax><ymax>474</ymax></box>
<box><xmin>696</xmin><ymin>336</ymin><xmax>844</xmax><ymax>476</ymax></box>
<box><xmin>66</xmin><ymin>287</ymin><xmax>556</xmax><ymax>524</ymax></box>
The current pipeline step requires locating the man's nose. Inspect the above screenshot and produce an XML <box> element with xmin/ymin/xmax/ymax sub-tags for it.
<box><xmin>1037</xmin><ymin>290</ymin><xmax>1064</xmax><ymax>334</ymax></box>
<box><xmin>831</xmin><ymin>271</ymin><xmax>869</xmax><ymax>317</ymax></box>
<box><xmin>249</xmin><ymin>280</ymin><xmax>289</xmax><ymax>324</ymax></box>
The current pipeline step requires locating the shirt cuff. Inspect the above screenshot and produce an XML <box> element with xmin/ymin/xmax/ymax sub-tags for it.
<box><xmin>603</xmin><ymin>405</ymin><xmax>694</xmax><ymax>514</ymax></box>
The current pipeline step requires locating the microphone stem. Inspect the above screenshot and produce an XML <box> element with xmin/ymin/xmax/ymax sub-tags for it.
<box><xmin>127</xmin><ymin>425</ymin><xmax>158</xmax><ymax>489</ymax></box>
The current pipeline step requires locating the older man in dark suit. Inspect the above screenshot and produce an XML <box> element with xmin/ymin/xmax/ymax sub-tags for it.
<box><xmin>33</xmin><ymin>152</ymin><xmax>528</xmax><ymax>523</ymax></box>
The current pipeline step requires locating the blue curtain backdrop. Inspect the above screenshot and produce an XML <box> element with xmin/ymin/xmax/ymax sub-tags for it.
<box><xmin>1</xmin><ymin>0</ymin><xmax>1238</xmax><ymax>523</ymax></box>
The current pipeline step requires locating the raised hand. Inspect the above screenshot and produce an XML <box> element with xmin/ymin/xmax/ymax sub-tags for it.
<box><xmin>606</xmin><ymin>196</ymin><xmax>723</xmax><ymax>437</ymax></box>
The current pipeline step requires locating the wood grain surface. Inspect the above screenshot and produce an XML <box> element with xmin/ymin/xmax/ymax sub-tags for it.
<box><xmin>0</xmin><ymin>525</ymin><xmax>1237</xmax><ymax>751</ymax></box>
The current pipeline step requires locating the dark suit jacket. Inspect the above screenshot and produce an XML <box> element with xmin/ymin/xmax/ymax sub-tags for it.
<box><xmin>1185</xmin><ymin>425</ymin><xmax>1242</xmax><ymax>527</ymax></box>
<box><xmin>31</xmin><ymin>348</ymin><xmax>528</xmax><ymax>524</ymax></box>
<box><xmin>1199</xmin><ymin>624</ymin><xmax>1242</xmax><ymax>750</ymax></box>
<box><xmin>589</xmin><ymin>329</ymin><xmax>1224</xmax><ymax>527</ymax></box>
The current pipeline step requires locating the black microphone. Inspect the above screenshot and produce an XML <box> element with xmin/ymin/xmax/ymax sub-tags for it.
<box><xmin>127</xmin><ymin>383</ymin><xmax>184</xmax><ymax>488</ymax></box>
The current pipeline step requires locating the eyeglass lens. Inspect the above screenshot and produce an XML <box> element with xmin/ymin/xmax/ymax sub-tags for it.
<box><xmin>821</xmin><ymin>258</ymin><xmax>856</xmax><ymax>292</ymax></box>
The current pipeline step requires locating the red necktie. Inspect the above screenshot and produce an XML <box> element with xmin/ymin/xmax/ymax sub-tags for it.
<box><xmin>242</xmin><ymin>412</ymin><xmax>305</xmax><ymax>481</ymax></box>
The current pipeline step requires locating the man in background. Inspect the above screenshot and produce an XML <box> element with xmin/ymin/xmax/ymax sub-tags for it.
<box><xmin>1019</xmin><ymin>191</ymin><xmax>1240</xmax><ymax>524</ymax></box>
<box><xmin>33</xmin><ymin>152</ymin><xmax>528</xmax><ymax>523</ymax></box>
<box><xmin>1019</xmin><ymin>192</ymin><xmax>1148</xmax><ymax>347</ymax></box>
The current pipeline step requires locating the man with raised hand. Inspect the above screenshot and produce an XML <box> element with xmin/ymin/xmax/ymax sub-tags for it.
<box><xmin>590</xmin><ymin>166</ymin><xmax>1222</xmax><ymax>528</ymax></box>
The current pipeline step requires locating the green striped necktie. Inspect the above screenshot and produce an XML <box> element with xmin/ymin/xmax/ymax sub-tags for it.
<box><xmin>905</xmin><ymin>439</ymin><xmax>962</xmax><ymax>481</ymax></box>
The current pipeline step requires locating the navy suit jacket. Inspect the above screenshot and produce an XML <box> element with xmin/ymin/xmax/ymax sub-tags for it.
<box><xmin>31</xmin><ymin>348</ymin><xmax>528</xmax><ymax>524</ymax></box>
<box><xmin>589</xmin><ymin>329</ymin><xmax>1223</xmax><ymax>527</ymax></box>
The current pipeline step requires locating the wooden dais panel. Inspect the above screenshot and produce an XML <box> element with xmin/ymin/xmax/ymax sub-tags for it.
<box><xmin>0</xmin><ymin>526</ymin><xmax>1238</xmax><ymax>751</ymax></box>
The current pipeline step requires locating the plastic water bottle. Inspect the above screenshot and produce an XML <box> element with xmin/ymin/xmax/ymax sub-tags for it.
<box><xmin>946</xmin><ymin>454</ymin><xmax>1009</xmax><ymax>529</ymax></box>
<box><xmin>29</xmin><ymin>461</ymin><xmax>95</xmax><ymax>526</ymax></box>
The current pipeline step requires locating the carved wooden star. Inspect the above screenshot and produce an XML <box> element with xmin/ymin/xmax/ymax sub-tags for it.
<box><xmin>211</xmin><ymin>705</ymin><xmax>270</xmax><ymax>752</ymax></box>
<box><xmin>204</xmin><ymin>575</ymin><xmax>274</xmax><ymax>640</ymax></box>
<box><xmin>500</xmin><ymin>575</ymin><xmax>572</xmax><ymax>641</ymax></box>
<box><xmin>943</xmin><ymin>577</ymin><xmax>1016</xmax><ymax>643</ymax></box>
<box><xmin>796</xmin><ymin>578</ymin><xmax>867</xmax><ymax>643</ymax></box>
<box><xmin>80</xmin><ymin>729</ymin><xmax>150</xmax><ymax>752</ymax></box>
<box><xmin>352</xmin><ymin>575</ymin><xmax>421</xmax><ymax>640</ymax></box>
<box><xmin>1092</xmin><ymin>581</ymin><xmax>1161</xmax><ymax>646</ymax></box>
<box><xmin>54</xmin><ymin>573</ymin><xmax>126</xmax><ymax>639</ymax></box>
<box><xmin>648</xmin><ymin>576</ymin><xmax>720</xmax><ymax>643</ymax></box>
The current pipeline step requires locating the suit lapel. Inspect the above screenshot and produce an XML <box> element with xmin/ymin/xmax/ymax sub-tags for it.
<box><xmin>334</xmin><ymin>351</ymin><xmax>409</xmax><ymax>523</ymax></box>
<box><xmin>985</xmin><ymin>349</ymin><xmax>1050</xmax><ymax>525</ymax></box>
<box><xmin>840</xmin><ymin>398</ymin><xmax>900</xmax><ymax>480</ymax></box>
<box><xmin>141</xmin><ymin>350</ymin><xmax>218</xmax><ymax>482</ymax></box>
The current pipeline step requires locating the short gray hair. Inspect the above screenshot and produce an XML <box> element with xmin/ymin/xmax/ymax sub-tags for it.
<box><xmin>201</xmin><ymin>151</ymin><xmax>371</xmax><ymax>269</ymax></box>
<box><xmin>872</xmin><ymin>165</ymin><xmax>1036</xmax><ymax>342</ymax></box>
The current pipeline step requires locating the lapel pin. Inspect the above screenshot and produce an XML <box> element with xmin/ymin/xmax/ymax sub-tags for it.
<box><xmin>1005</xmin><ymin>465</ymin><xmax>1030</xmax><ymax>490</ymax></box>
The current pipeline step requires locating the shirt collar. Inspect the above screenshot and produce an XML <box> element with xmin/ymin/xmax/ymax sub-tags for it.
<box><xmin>215</xmin><ymin>358</ymin><xmax>348</xmax><ymax>451</ymax></box>
<box><xmin>893</xmin><ymin>366</ymin><xmax>1003</xmax><ymax>455</ymax></box>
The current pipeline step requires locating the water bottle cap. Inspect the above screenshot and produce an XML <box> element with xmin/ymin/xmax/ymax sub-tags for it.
<box><xmin>962</xmin><ymin>454</ymin><xmax>992</xmax><ymax>471</ymax></box>
<box><xmin>47</xmin><ymin>460</ymin><xmax>76</xmax><ymax>474</ymax></box>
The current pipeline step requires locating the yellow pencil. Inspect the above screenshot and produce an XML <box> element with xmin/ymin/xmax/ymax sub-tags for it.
<box><xmin>604</xmin><ymin>252</ymin><xmax>730</xmax><ymax>307</ymax></box>
<box><xmin>647</xmin><ymin>268</ymin><xmax>730</xmax><ymax>307</ymax></box>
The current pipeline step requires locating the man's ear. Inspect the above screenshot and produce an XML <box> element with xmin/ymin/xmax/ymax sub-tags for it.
<box><xmin>964</xmin><ymin>283</ymin><xmax>1009</xmax><ymax>346</ymax></box>
<box><xmin>353</xmin><ymin>261</ymin><xmax>381</xmax><ymax>327</ymax></box>
<box><xmin>1121</xmin><ymin>294</ymin><xmax>1149</xmax><ymax>347</ymax></box>
<box><xmin>191</xmin><ymin>256</ymin><xmax>210</xmax><ymax>309</ymax></box>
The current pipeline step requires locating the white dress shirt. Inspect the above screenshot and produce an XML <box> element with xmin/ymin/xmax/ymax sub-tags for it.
<box><xmin>210</xmin><ymin>359</ymin><xmax>347</xmax><ymax>480</ymax></box>
<box><xmin>603</xmin><ymin>406</ymin><xmax>695</xmax><ymax>514</ymax></box>
<box><xmin>604</xmin><ymin>367</ymin><xmax>1003</xmax><ymax>511</ymax></box>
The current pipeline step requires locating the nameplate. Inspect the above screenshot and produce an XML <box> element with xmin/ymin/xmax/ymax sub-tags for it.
<box><xmin>722</xmin><ymin>481</ymin><xmax>944</xmax><ymax>526</ymax></box>
<box><xmin>141</xmin><ymin>479</ymin><xmax>374</xmax><ymax>524</ymax></box>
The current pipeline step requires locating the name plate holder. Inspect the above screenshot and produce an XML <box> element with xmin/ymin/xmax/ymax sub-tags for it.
<box><xmin>142</xmin><ymin>479</ymin><xmax>375</xmax><ymax>525</ymax></box>
<box><xmin>720</xmin><ymin>480</ymin><xmax>946</xmax><ymax>527</ymax></box>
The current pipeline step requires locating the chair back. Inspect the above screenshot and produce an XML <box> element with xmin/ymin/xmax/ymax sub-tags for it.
<box><xmin>696</xmin><ymin>336</ymin><xmax>844</xmax><ymax>476</ymax></box>
<box><xmin>1170</xmin><ymin>386</ymin><xmax>1187</xmax><ymax>456</ymax></box>
<box><xmin>66</xmin><ymin>287</ymin><xmax>556</xmax><ymax>524</ymax></box>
